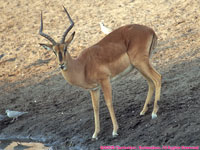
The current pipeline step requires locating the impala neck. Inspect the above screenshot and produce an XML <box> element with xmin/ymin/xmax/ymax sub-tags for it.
<box><xmin>60</xmin><ymin>52</ymin><xmax>85</xmax><ymax>87</ymax></box>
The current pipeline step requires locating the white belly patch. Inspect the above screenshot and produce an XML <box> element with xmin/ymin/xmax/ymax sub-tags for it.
<box><xmin>111</xmin><ymin>65</ymin><xmax>134</xmax><ymax>82</ymax></box>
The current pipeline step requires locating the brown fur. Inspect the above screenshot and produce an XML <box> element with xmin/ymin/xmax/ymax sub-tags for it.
<box><xmin>40</xmin><ymin>24</ymin><xmax>161</xmax><ymax>139</ymax></box>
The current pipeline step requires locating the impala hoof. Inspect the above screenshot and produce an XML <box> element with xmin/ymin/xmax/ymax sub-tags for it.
<box><xmin>92</xmin><ymin>137</ymin><xmax>98</xmax><ymax>141</ymax></box>
<box><xmin>140</xmin><ymin>107</ymin><xmax>148</xmax><ymax>116</ymax></box>
<box><xmin>152</xmin><ymin>113</ymin><xmax>157</xmax><ymax>119</ymax></box>
<box><xmin>112</xmin><ymin>132</ymin><xmax>118</xmax><ymax>138</ymax></box>
<box><xmin>140</xmin><ymin>111</ymin><xmax>145</xmax><ymax>116</ymax></box>
<box><xmin>92</xmin><ymin>134</ymin><xmax>98</xmax><ymax>141</ymax></box>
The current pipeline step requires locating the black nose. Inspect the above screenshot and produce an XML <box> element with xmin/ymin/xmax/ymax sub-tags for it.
<box><xmin>60</xmin><ymin>64</ymin><xmax>65</xmax><ymax>69</ymax></box>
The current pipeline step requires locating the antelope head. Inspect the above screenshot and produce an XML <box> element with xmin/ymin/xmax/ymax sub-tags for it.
<box><xmin>39</xmin><ymin>6</ymin><xmax>75</xmax><ymax>71</ymax></box>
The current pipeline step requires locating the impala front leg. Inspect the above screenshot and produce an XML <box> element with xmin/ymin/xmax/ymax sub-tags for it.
<box><xmin>101</xmin><ymin>78</ymin><xmax>119</xmax><ymax>137</ymax></box>
<box><xmin>90</xmin><ymin>89</ymin><xmax>100</xmax><ymax>140</ymax></box>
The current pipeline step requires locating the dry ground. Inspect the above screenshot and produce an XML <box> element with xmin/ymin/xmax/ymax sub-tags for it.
<box><xmin>0</xmin><ymin>0</ymin><xmax>200</xmax><ymax>149</ymax></box>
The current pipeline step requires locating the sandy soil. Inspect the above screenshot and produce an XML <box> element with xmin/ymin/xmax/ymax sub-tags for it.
<box><xmin>0</xmin><ymin>0</ymin><xmax>200</xmax><ymax>149</ymax></box>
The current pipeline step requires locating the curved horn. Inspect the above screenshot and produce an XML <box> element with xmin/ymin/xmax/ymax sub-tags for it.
<box><xmin>60</xmin><ymin>6</ymin><xmax>74</xmax><ymax>43</ymax></box>
<box><xmin>39</xmin><ymin>12</ymin><xmax>57</xmax><ymax>45</ymax></box>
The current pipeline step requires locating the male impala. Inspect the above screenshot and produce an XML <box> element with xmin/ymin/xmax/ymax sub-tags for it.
<box><xmin>39</xmin><ymin>7</ymin><xmax>161</xmax><ymax>140</ymax></box>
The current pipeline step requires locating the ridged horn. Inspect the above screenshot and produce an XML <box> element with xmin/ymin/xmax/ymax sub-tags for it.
<box><xmin>60</xmin><ymin>6</ymin><xmax>74</xmax><ymax>43</ymax></box>
<box><xmin>39</xmin><ymin>12</ymin><xmax>57</xmax><ymax>45</ymax></box>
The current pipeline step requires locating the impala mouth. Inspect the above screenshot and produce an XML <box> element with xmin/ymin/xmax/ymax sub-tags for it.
<box><xmin>59</xmin><ymin>63</ymin><xmax>67</xmax><ymax>70</ymax></box>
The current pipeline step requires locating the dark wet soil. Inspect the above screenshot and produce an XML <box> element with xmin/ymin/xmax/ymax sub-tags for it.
<box><xmin>1</xmin><ymin>57</ymin><xmax>200</xmax><ymax>149</ymax></box>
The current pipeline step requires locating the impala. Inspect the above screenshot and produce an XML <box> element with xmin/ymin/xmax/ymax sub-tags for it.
<box><xmin>39</xmin><ymin>7</ymin><xmax>161</xmax><ymax>140</ymax></box>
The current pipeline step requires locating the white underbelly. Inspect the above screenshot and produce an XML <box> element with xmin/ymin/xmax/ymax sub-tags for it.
<box><xmin>111</xmin><ymin>65</ymin><xmax>134</xmax><ymax>82</ymax></box>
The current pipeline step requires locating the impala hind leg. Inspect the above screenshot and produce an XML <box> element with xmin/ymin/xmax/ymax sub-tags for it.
<box><xmin>140</xmin><ymin>79</ymin><xmax>154</xmax><ymax>116</ymax></box>
<box><xmin>135</xmin><ymin>61</ymin><xmax>161</xmax><ymax>119</ymax></box>
<box><xmin>100</xmin><ymin>78</ymin><xmax>119</xmax><ymax>137</ymax></box>
<box><xmin>90</xmin><ymin>89</ymin><xmax>100</xmax><ymax>140</ymax></box>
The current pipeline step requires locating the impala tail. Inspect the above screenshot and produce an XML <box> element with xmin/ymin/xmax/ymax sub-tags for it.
<box><xmin>149</xmin><ymin>33</ymin><xmax>158</xmax><ymax>56</ymax></box>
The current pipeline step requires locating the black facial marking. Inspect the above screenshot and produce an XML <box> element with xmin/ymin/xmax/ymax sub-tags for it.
<box><xmin>58</xmin><ymin>51</ymin><xmax>63</xmax><ymax>62</ymax></box>
<box><xmin>53</xmin><ymin>51</ymin><xmax>57</xmax><ymax>56</ymax></box>
<box><xmin>64</xmin><ymin>46</ymin><xmax>67</xmax><ymax>55</ymax></box>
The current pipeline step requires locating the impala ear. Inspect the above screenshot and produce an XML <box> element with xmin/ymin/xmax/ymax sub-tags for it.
<box><xmin>65</xmin><ymin>31</ymin><xmax>75</xmax><ymax>45</ymax></box>
<box><xmin>39</xmin><ymin>43</ymin><xmax>53</xmax><ymax>51</ymax></box>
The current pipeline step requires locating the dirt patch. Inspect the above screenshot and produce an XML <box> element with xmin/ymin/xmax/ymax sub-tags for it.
<box><xmin>0</xmin><ymin>0</ymin><xmax>200</xmax><ymax>149</ymax></box>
